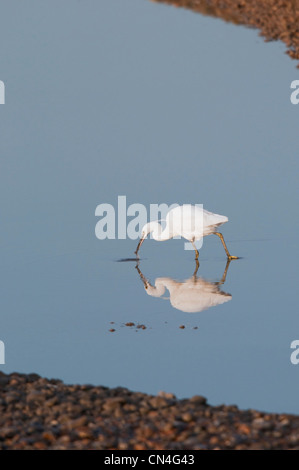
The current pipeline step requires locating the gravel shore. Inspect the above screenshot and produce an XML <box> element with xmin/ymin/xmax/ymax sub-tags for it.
<box><xmin>151</xmin><ymin>0</ymin><xmax>299</xmax><ymax>65</ymax></box>
<box><xmin>1</xmin><ymin>371</ymin><xmax>299</xmax><ymax>450</ymax></box>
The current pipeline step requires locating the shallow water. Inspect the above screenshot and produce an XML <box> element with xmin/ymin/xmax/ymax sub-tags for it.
<box><xmin>0</xmin><ymin>0</ymin><xmax>298</xmax><ymax>414</ymax></box>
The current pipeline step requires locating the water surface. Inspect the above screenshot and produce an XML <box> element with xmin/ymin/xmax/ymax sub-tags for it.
<box><xmin>0</xmin><ymin>0</ymin><xmax>298</xmax><ymax>414</ymax></box>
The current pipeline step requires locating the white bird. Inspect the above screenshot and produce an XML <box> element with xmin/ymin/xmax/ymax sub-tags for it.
<box><xmin>136</xmin><ymin>260</ymin><xmax>232</xmax><ymax>313</ymax></box>
<box><xmin>135</xmin><ymin>204</ymin><xmax>238</xmax><ymax>260</ymax></box>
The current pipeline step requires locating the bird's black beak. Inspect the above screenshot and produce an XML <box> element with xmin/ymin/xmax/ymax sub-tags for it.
<box><xmin>135</xmin><ymin>238</ymin><xmax>145</xmax><ymax>257</ymax></box>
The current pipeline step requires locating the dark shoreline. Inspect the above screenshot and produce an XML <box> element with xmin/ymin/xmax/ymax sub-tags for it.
<box><xmin>151</xmin><ymin>0</ymin><xmax>299</xmax><ymax>66</ymax></box>
<box><xmin>1</xmin><ymin>372</ymin><xmax>299</xmax><ymax>450</ymax></box>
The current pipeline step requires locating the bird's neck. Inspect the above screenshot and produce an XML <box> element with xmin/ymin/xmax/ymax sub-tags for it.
<box><xmin>146</xmin><ymin>280</ymin><xmax>166</xmax><ymax>298</ymax></box>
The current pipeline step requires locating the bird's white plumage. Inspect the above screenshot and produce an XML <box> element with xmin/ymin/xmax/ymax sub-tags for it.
<box><xmin>165</xmin><ymin>205</ymin><xmax>228</xmax><ymax>239</ymax></box>
<box><xmin>141</xmin><ymin>204</ymin><xmax>228</xmax><ymax>242</ymax></box>
<box><xmin>135</xmin><ymin>203</ymin><xmax>237</xmax><ymax>259</ymax></box>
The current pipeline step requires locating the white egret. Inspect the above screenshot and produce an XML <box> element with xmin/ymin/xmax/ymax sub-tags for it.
<box><xmin>135</xmin><ymin>204</ymin><xmax>238</xmax><ymax>260</ymax></box>
<box><xmin>136</xmin><ymin>260</ymin><xmax>232</xmax><ymax>313</ymax></box>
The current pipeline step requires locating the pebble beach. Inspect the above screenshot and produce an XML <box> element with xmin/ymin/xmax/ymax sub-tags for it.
<box><xmin>1</xmin><ymin>372</ymin><xmax>299</xmax><ymax>450</ymax></box>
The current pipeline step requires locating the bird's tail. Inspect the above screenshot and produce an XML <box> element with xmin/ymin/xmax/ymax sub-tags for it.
<box><xmin>215</xmin><ymin>214</ymin><xmax>228</xmax><ymax>224</ymax></box>
<box><xmin>205</xmin><ymin>211</ymin><xmax>228</xmax><ymax>226</ymax></box>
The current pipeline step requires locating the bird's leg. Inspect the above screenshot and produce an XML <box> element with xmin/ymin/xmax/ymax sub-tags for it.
<box><xmin>216</xmin><ymin>258</ymin><xmax>232</xmax><ymax>286</ymax></box>
<box><xmin>193</xmin><ymin>258</ymin><xmax>200</xmax><ymax>278</ymax></box>
<box><xmin>191</xmin><ymin>241</ymin><xmax>199</xmax><ymax>260</ymax></box>
<box><xmin>214</xmin><ymin>232</ymin><xmax>238</xmax><ymax>260</ymax></box>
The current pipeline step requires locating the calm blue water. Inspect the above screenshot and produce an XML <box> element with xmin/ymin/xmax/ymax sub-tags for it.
<box><xmin>0</xmin><ymin>0</ymin><xmax>298</xmax><ymax>414</ymax></box>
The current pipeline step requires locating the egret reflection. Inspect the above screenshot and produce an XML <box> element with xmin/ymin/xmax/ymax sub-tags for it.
<box><xmin>136</xmin><ymin>260</ymin><xmax>232</xmax><ymax>313</ymax></box>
